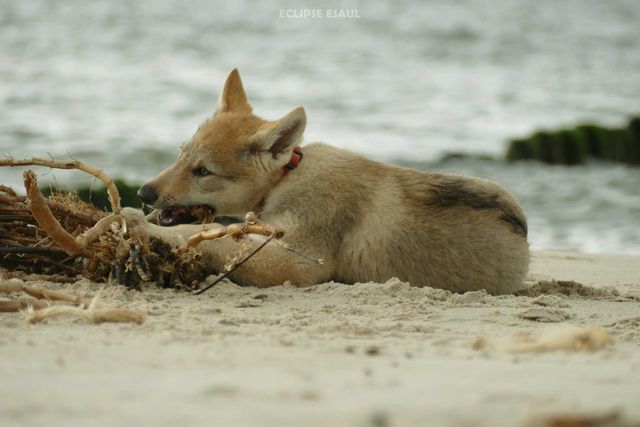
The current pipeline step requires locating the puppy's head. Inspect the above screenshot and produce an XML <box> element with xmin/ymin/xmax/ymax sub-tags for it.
<box><xmin>138</xmin><ymin>69</ymin><xmax>306</xmax><ymax>225</ymax></box>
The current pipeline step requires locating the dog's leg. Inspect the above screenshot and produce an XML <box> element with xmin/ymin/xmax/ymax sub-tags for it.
<box><xmin>121</xmin><ymin>208</ymin><xmax>332</xmax><ymax>287</ymax></box>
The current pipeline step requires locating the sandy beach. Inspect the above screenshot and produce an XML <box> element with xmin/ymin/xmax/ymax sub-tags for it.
<box><xmin>1</xmin><ymin>250</ymin><xmax>639</xmax><ymax>427</ymax></box>
<box><xmin>2</xmin><ymin>2</ymin><xmax>639</xmax><ymax>427</ymax></box>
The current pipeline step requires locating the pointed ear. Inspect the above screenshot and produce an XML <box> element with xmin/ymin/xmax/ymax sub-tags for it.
<box><xmin>252</xmin><ymin>107</ymin><xmax>306</xmax><ymax>157</ymax></box>
<box><xmin>216</xmin><ymin>68</ymin><xmax>252</xmax><ymax>114</ymax></box>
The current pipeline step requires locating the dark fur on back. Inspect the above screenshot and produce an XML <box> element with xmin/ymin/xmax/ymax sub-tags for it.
<box><xmin>425</xmin><ymin>178</ymin><xmax>528</xmax><ymax>238</ymax></box>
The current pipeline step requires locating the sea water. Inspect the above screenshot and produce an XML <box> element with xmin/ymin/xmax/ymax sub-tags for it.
<box><xmin>1</xmin><ymin>0</ymin><xmax>639</xmax><ymax>254</ymax></box>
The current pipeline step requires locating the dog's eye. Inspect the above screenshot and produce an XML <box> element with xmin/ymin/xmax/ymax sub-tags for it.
<box><xmin>193</xmin><ymin>167</ymin><xmax>211</xmax><ymax>177</ymax></box>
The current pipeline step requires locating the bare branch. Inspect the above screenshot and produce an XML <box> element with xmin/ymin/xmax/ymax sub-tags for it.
<box><xmin>0</xmin><ymin>185</ymin><xmax>16</xmax><ymax>197</ymax></box>
<box><xmin>25</xmin><ymin>305</ymin><xmax>146</xmax><ymax>324</ymax></box>
<box><xmin>186</xmin><ymin>214</ymin><xmax>284</xmax><ymax>249</ymax></box>
<box><xmin>0</xmin><ymin>157</ymin><xmax>121</xmax><ymax>213</ymax></box>
<box><xmin>0</xmin><ymin>298</ymin><xmax>74</xmax><ymax>312</ymax></box>
<box><xmin>76</xmin><ymin>214</ymin><xmax>119</xmax><ymax>248</ymax></box>
<box><xmin>24</xmin><ymin>170</ymin><xmax>90</xmax><ymax>257</ymax></box>
<box><xmin>0</xmin><ymin>282</ymin><xmax>146</xmax><ymax>324</ymax></box>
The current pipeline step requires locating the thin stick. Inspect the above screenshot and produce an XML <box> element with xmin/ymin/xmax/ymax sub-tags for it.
<box><xmin>76</xmin><ymin>214</ymin><xmax>118</xmax><ymax>248</ymax></box>
<box><xmin>275</xmin><ymin>240</ymin><xmax>325</xmax><ymax>264</ymax></box>
<box><xmin>0</xmin><ymin>282</ymin><xmax>146</xmax><ymax>324</ymax></box>
<box><xmin>0</xmin><ymin>157</ymin><xmax>121</xmax><ymax>213</ymax></box>
<box><xmin>23</xmin><ymin>170</ymin><xmax>90</xmax><ymax>257</ymax></box>
<box><xmin>21</xmin><ymin>285</ymin><xmax>94</xmax><ymax>306</ymax></box>
<box><xmin>186</xmin><ymin>222</ymin><xmax>284</xmax><ymax>248</ymax></box>
<box><xmin>0</xmin><ymin>281</ymin><xmax>95</xmax><ymax>306</ymax></box>
<box><xmin>25</xmin><ymin>305</ymin><xmax>146</xmax><ymax>325</ymax></box>
<box><xmin>0</xmin><ymin>185</ymin><xmax>16</xmax><ymax>196</ymax></box>
<box><xmin>192</xmin><ymin>233</ymin><xmax>275</xmax><ymax>295</ymax></box>
<box><xmin>0</xmin><ymin>298</ymin><xmax>75</xmax><ymax>312</ymax></box>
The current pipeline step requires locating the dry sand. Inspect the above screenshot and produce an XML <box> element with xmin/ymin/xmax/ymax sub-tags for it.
<box><xmin>1</xmin><ymin>250</ymin><xmax>639</xmax><ymax>427</ymax></box>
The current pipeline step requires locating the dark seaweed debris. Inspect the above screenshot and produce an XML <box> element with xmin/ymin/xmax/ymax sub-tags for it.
<box><xmin>0</xmin><ymin>188</ymin><xmax>210</xmax><ymax>290</ymax></box>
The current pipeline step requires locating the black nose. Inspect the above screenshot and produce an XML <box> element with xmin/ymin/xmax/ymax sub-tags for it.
<box><xmin>137</xmin><ymin>184</ymin><xmax>158</xmax><ymax>205</ymax></box>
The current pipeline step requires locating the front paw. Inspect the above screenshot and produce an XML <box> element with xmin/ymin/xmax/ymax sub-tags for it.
<box><xmin>121</xmin><ymin>207</ymin><xmax>148</xmax><ymax>227</ymax></box>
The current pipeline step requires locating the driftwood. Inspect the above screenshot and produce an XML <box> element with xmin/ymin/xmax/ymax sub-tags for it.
<box><xmin>23</xmin><ymin>171</ymin><xmax>91</xmax><ymax>257</ymax></box>
<box><xmin>0</xmin><ymin>158</ymin><xmax>207</xmax><ymax>288</ymax></box>
<box><xmin>25</xmin><ymin>305</ymin><xmax>146</xmax><ymax>325</ymax></box>
<box><xmin>188</xmin><ymin>212</ymin><xmax>324</xmax><ymax>295</ymax></box>
<box><xmin>1</xmin><ymin>157</ymin><xmax>320</xmax><ymax>292</ymax></box>
<box><xmin>0</xmin><ymin>280</ymin><xmax>145</xmax><ymax>324</ymax></box>
<box><xmin>187</xmin><ymin>212</ymin><xmax>284</xmax><ymax>248</ymax></box>
<box><xmin>0</xmin><ymin>157</ymin><xmax>120</xmax><ymax>213</ymax></box>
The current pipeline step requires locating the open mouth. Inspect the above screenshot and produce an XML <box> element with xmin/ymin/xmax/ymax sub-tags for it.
<box><xmin>156</xmin><ymin>205</ymin><xmax>216</xmax><ymax>227</ymax></box>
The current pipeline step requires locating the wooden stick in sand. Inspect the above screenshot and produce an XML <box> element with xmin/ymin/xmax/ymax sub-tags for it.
<box><xmin>0</xmin><ymin>281</ymin><xmax>146</xmax><ymax>324</ymax></box>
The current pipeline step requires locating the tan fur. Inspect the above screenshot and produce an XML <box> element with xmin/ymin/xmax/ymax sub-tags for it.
<box><xmin>126</xmin><ymin>69</ymin><xmax>530</xmax><ymax>294</ymax></box>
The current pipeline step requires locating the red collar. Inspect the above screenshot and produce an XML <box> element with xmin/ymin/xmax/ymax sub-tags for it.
<box><xmin>254</xmin><ymin>146</ymin><xmax>303</xmax><ymax>216</ymax></box>
<box><xmin>283</xmin><ymin>146</ymin><xmax>303</xmax><ymax>176</ymax></box>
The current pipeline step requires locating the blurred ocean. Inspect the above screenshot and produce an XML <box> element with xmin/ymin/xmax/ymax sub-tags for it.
<box><xmin>1</xmin><ymin>0</ymin><xmax>639</xmax><ymax>254</ymax></box>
